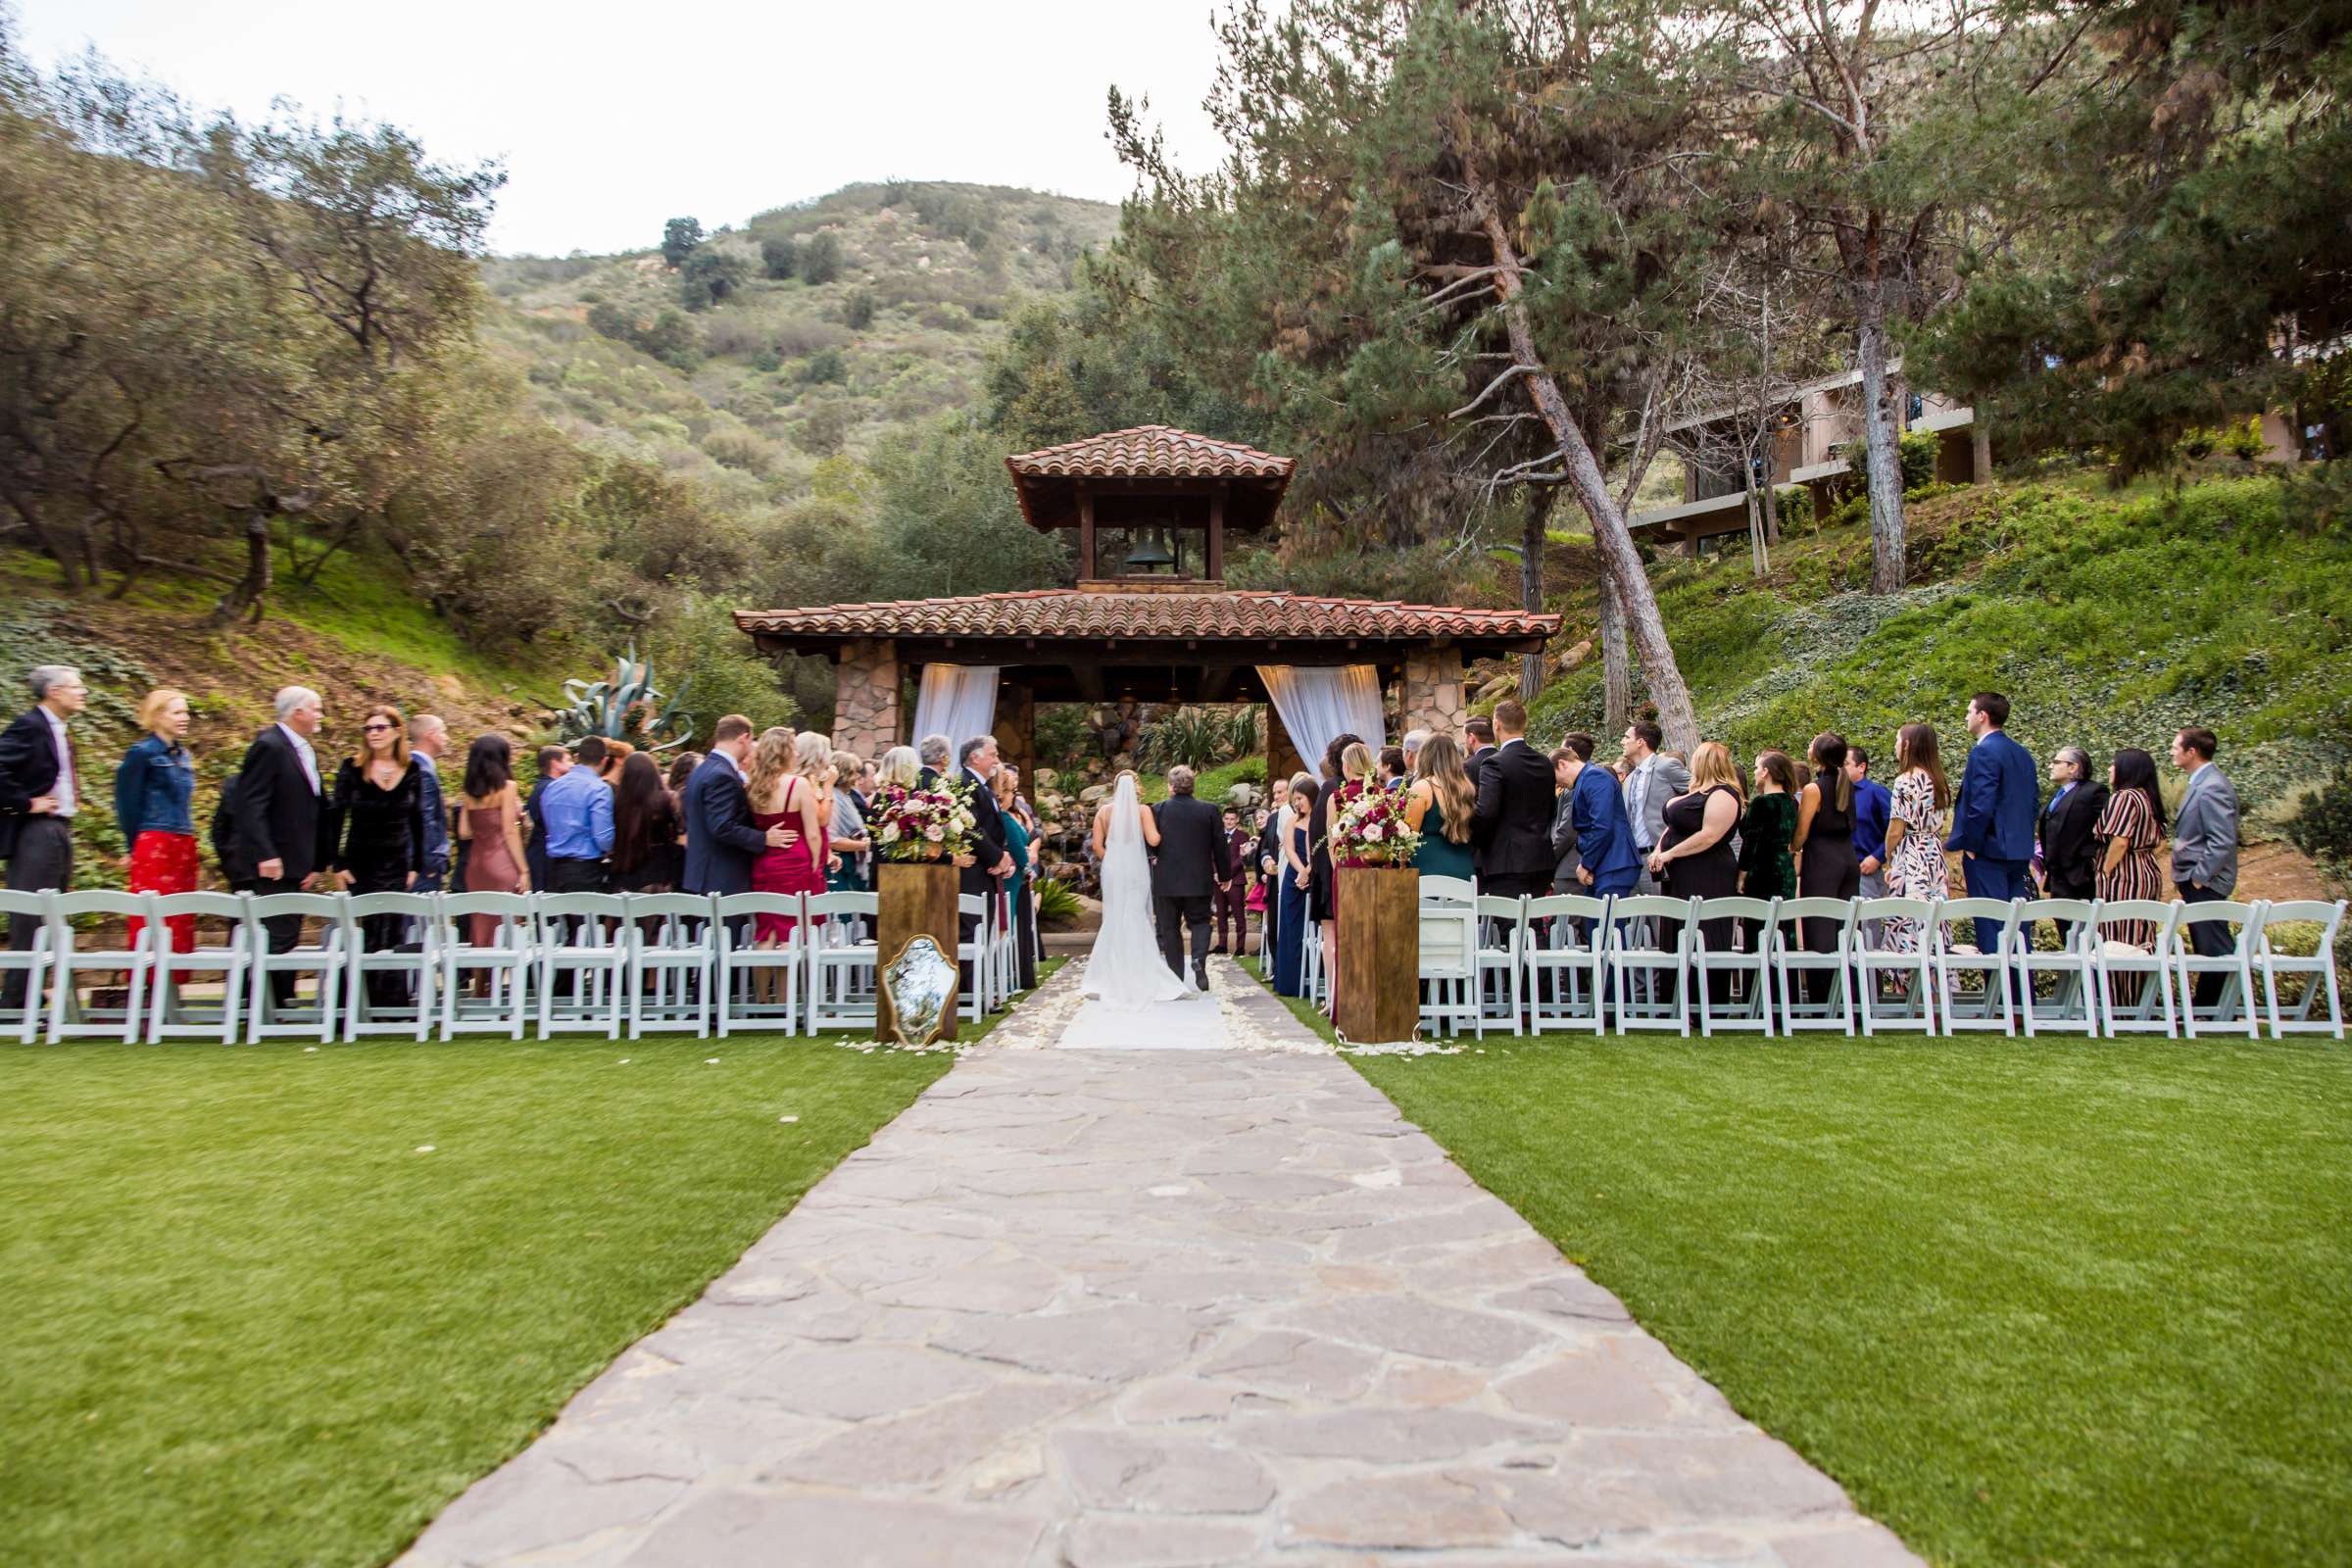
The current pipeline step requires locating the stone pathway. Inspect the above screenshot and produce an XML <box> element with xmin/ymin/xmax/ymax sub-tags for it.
<box><xmin>403</xmin><ymin>961</ymin><xmax>1917</xmax><ymax>1567</ymax></box>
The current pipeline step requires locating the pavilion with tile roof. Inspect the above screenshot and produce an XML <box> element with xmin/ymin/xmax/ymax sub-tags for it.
<box><xmin>735</xmin><ymin>426</ymin><xmax>1560</xmax><ymax>780</ymax></box>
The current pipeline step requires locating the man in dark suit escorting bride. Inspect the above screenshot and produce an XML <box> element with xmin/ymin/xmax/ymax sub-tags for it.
<box><xmin>1148</xmin><ymin>765</ymin><xmax>1236</xmax><ymax>991</ymax></box>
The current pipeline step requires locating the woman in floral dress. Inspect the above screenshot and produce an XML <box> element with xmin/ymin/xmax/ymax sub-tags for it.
<box><xmin>1883</xmin><ymin>722</ymin><xmax>1951</xmax><ymax>953</ymax></box>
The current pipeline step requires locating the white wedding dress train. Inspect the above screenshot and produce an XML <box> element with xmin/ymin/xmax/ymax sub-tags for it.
<box><xmin>1064</xmin><ymin>776</ymin><xmax>1226</xmax><ymax>1050</ymax></box>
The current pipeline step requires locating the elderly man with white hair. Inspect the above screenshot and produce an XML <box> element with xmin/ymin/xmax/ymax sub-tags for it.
<box><xmin>1401</xmin><ymin>728</ymin><xmax>1431</xmax><ymax>769</ymax></box>
<box><xmin>225</xmin><ymin>686</ymin><xmax>330</xmax><ymax>1004</ymax></box>
<box><xmin>0</xmin><ymin>664</ymin><xmax>89</xmax><ymax>1007</ymax></box>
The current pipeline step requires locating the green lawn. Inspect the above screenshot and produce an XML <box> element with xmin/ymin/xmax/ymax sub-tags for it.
<box><xmin>1346</xmin><ymin>1031</ymin><xmax>2352</xmax><ymax>1568</ymax></box>
<box><xmin>0</xmin><ymin>1033</ymin><xmax>953</xmax><ymax>1567</ymax></box>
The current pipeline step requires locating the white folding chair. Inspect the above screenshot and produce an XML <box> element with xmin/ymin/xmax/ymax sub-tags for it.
<box><xmin>2176</xmin><ymin>900</ymin><xmax>2260</xmax><ymax>1039</ymax></box>
<box><xmin>46</xmin><ymin>891</ymin><xmax>159</xmax><ymax>1043</ymax></box>
<box><xmin>0</xmin><ymin>889</ymin><xmax>55</xmax><ymax>1043</ymax></box>
<box><xmin>1770</xmin><ymin>897</ymin><xmax>1855</xmax><ymax>1035</ymax></box>
<box><xmin>1417</xmin><ymin>898</ymin><xmax>1480</xmax><ymax>1039</ymax></box>
<box><xmin>1690</xmin><ymin>896</ymin><xmax>1777</xmax><ymax>1037</ymax></box>
<box><xmin>714</xmin><ymin>894</ymin><xmax>807</xmax><ymax>1036</ymax></box>
<box><xmin>1301</xmin><ymin>919</ymin><xmax>1328</xmax><ymax>1011</ymax></box>
<box><xmin>1419</xmin><ymin>874</ymin><xmax>1477</xmax><ymax>906</ymax></box>
<box><xmin>340</xmin><ymin>892</ymin><xmax>439</xmax><ymax>1041</ymax></box>
<box><xmin>625</xmin><ymin>893</ymin><xmax>718</xmax><ymax>1038</ymax></box>
<box><xmin>1474</xmin><ymin>894</ymin><xmax>1525</xmax><ymax>1036</ymax></box>
<box><xmin>1851</xmin><ymin>898</ymin><xmax>1937</xmax><ymax>1036</ymax></box>
<box><xmin>436</xmin><ymin>893</ymin><xmax>534</xmax><ymax>1038</ymax></box>
<box><xmin>147</xmin><ymin>892</ymin><xmax>256</xmax><ymax>1045</ymax></box>
<box><xmin>1920</xmin><ymin>898</ymin><xmax>2003</xmax><ymax>1036</ymax></box>
<box><xmin>246</xmin><ymin>893</ymin><xmax>347</xmax><ymax>1043</ymax></box>
<box><xmin>2092</xmin><ymin>900</ymin><xmax>2180</xmax><ymax>1038</ymax></box>
<box><xmin>1605</xmin><ymin>894</ymin><xmax>1693</xmax><ymax>1036</ymax></box>
<box><xmin>956</xmin><ymin>893</ymin><xmax>998</xmax><ymax>1017</ymax></box>
<box><xmin>2250</xmin><ymin>899</ymin><xmax>2346</xmax><ymax>1040</ymax></box>
<box><xmin>806</xmin><ymin>891</ymin><xmax>879</xmax><ymax>1033</ymax></box>
<box><xmin>535</xmin><ymin>892</ymin><xmax>628</xmax><ymax>1038</ymax></box>
<box><xmin>1523</xmin><ymin>894</ymin><xmax>1609</xmax><ymax>1034</ymax></box>
<box><xmin>2015</xmin><ymin>899</ymin><xmax>2098</xmax><ymax>1037</ymax></box>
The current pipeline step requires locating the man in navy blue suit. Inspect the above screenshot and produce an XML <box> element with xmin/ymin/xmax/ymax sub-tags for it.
<box><xmin>1555</xmin><ymin>732</ymin><xmax>1640</xmax><ymax>951</ymax></box>
<box><xmin>1944</xmin><ymin>691</ymin><xmax>2038</xmax><ymax>956</ymax></box>
<box><xmin>681</xmin><ymin>714</ymin><xmax>796</xmax><ymax>902</ymax></box>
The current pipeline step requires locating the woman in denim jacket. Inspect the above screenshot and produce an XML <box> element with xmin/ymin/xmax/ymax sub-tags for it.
<box><xmin>114</xmin><ymin>689</ymin><xmax>198</xmax><ymax>960</ymax></box>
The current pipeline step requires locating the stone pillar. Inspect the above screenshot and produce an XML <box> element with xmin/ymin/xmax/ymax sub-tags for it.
<box><xmin>1399</xmin><ymin>647</ymin><xmax>1466</xmax><ymax>739</ymax></box>
<box><xmin>832</xmin><ymin>638</ymin><xmax>901</xmax><ymax>757</ymax></box>
<box><xmin>998</xmin><ymin>684</ymin><xmax>1035</xmax><ymax>793</ymax></box>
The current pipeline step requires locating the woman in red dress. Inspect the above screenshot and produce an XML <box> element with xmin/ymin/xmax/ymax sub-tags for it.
<box><xmin>744</xmin><ymin>729</ymin><xmax>828</xmax><ymax>997</ymax></box>
<box><xmin>115</xmin><ymin>689</ymin><xmax>198</xmax><ymax>964</ymax></box>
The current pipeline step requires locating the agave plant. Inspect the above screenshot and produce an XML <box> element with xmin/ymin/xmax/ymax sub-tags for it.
<box><xmin>549</xmin><ymin>644</ymin><xmax>695</xmax><ymax>752</ymax></box>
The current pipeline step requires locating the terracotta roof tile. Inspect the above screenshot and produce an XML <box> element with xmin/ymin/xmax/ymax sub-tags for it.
<box><xmin>735</xmin><ymin>588</ymin><xmax>1558</xmax><ymax>646</ymax></box>
<box><xmin>1004</xmin><ymin>425</ymin><xmax>1296</xmax><ymax>481</ymax></box>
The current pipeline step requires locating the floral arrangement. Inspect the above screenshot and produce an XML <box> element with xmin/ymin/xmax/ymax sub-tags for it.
<box><xmin>1330</xmin><ymin>776</ymin><xmax>1423</xmax><ymax>867</ymax></box>
<box><xmin>870</xmin><ymin>778</ymin><xmax>979</xmax><ymax>863</ymax></box>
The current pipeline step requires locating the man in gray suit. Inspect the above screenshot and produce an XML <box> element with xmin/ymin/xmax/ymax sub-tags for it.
<box><xmin>2169</xmin><ymin>726</ymin><xmax>2241</xmax><ymax>1006</ymax></box>
<box><xmin>1620</xmin><ymin>720</ymin><xmax>1690</xmax><ymax>897</ymax></box>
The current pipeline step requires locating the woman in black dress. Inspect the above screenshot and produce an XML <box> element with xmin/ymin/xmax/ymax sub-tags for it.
<box><xmin>1792</xmin><ymin>730</ymin><xmax>1861</xmax><ymax>999</ymax></box>
<box><xmin>323</xmin><ymin>705</ymin><xmax>428</xmax><ymax>1007</ymax></box>
<box><xmin>1650</xmin><ymin>741</ymin><xmax>1746</xmax><ymax>1003</ymax></box>
<box><xmin>611</xmin><ymin>752</ymin><xmax>684</xmax><ymax>894</ymax></box>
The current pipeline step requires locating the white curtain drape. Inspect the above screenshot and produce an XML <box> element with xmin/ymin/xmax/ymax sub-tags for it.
<box><xmin>909</xmin><ymin>663</ymin><xmax>1001</xmax><ymax>767</ymax></box>
<box><xmin>1256</xmin><ymin>664</ymin><xmax>1387</xmax><ymax>780</ymax></box>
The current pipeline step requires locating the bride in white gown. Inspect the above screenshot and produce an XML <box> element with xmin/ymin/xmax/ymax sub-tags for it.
<box><xmin>1081</xmin><ymin>772</ymin><xmax>1198</xmax><ymax>1006</ymax></box>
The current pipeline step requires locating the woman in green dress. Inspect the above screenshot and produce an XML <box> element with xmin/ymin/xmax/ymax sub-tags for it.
<box><xmin>1740</xmin><ymin>749</ymin><xmax>1800</xmax><ymax>957</ymax></box>
<box><xmin>992</xmin><ymin>765</ymin><xmax>1039</xmax><ymax>991</ymax></box>
<box><xmin>1405</xmin><ymin>732</ymin><xmax>1479</xmax><ymax>882</ymax></box>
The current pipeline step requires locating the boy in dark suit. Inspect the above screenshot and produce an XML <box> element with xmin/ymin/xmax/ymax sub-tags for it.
<box><xmin>1945</xmin><ymin>691</ymin><xmax>2038</xmax><ymax>956</ymax></box>
<box><xmin>1470</xmin><ymin>700</ymin><xmax>1558</xmax><ymax>900</ymax></box>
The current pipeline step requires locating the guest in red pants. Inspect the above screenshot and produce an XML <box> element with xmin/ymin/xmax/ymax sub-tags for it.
<box><xmin>115</xmin><ymin>689</ymin><xmax>200</xmax><ymax>963</ymax></box>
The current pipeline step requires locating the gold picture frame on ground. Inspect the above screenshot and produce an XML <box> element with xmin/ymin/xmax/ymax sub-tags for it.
<box><xmin>881</xmin><ymin>933</ymin><xmax>957</xmax><ymax>1047</ymax></box>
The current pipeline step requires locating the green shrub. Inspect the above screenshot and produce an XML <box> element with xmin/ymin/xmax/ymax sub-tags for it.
<box><xmin>800</xmin><ymin>230</ymin><xmax>844</xmax><ymax>285</ymax></box>
<box><xmin>661</xmin><ymin>217</ymin><xmax>702</xmax><ymax>270</ymax></box>
<box><xmin>845</xmin><ymin>290</ymin><xmax>876</xmax><ymax>330</ymax></box>
<box><xmin>759</xmin><ymin>233</ymin><xmax>798</xmax><ymax>279</ymax></box>
<box><xmin>1035</xmin><ymin>878</ymin><xmax>1081</xmax><ymax>928</ymax></box>
<box><xmin>2286</xmin><ymin>760</ymin><xmax>2352</xmax><ymax>884</ymax></box>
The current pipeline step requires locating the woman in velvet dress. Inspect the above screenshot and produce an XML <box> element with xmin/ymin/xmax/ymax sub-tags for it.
<box><xmin>322</xmin><ymin>705</ymin><xmax>427</xmax><ymax>1008</ymax></box>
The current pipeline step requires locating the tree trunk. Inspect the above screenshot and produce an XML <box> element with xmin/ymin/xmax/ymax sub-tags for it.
<box><xmin>1597</xmin><ymin>547</ymin><xmax>1633</xmax><ymax>737</ymax></box>
<box><xmin>209</xmin><ymin>506</ymin><xmax>274</xmax><ymax>626</ymax></box>
<box><xmin>1856</xmin><ymin>290</ymin><xmax>1907</xmax><ymax>594</ymax></box>
<box><xmin>1465</xmin><ymin>169</ymin><xmax>1699</xmax><ymax>752</ymax></box>
<box><xmin>1972</xmin><ymin>402</ymin><xmax>1993</xmax><ymax>483</ymax></box>
<box><xmin>1761</xmin><ymin>469</ymin><xmax>1782</xmax><ymax>545</ymax></box>
<box><xmin>2</xmin><ymin>490</ymin><xmax>82</xmax><ymax>590</ymax></box>
<box><xmin>1519</xmin><ymin>487</ymin><xmax>1554</xmax><ymax>703</ymax></box>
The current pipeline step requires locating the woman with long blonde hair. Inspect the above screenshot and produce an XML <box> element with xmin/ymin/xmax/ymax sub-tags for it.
<box><xmin>1404</xmin><ymin>732</ymin><xmax>1476</xmax><ymax>881</ymax></box>
<box><xmin>1651</xmin><ymin>741</ymin><xmax>1746</xmax><ymax>1000</ymax></box>
<box><xmin>746</xmin><ymin>727</ymin><xmax>826</xmax><ymax>958</ymax></box>
<box><xmin>877</xmin><ymin>745</ymin><xmax>920</xmax><ymax>791</ymax></box>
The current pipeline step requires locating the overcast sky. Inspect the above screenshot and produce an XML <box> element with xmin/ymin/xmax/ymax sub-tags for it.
<box><xmin>15</xmin><ymin>0</ymin><xmax>1234</xmax><ymax>256</ymax></box>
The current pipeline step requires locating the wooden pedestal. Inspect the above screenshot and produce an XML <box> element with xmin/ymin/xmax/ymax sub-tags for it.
<box><xmin>1334</xmin><ymin>865</ymin><xmax>1420</xmax><ymax>1044</ymax></box>
<box><xmin>878</xmin><ymin>858</ymin><xmax>960</xmax><ymax>1042</ymax></box>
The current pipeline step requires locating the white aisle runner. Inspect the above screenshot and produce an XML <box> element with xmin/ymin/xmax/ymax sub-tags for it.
<box><xmin>1056</xmin><ymin>959</ymin><xmax>1231</xmax><ymax>1051</ymax></box>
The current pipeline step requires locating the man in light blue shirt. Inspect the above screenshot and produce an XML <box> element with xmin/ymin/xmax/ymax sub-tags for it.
<box><xmin>538</xmin><ymin>735</ymin><xmax>615</xmax><ymax>894</ymax></box>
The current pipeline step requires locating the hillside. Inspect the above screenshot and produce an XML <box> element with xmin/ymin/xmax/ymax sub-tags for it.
<box><xmin>1524</xmin><ymin>470</ymin><xmax>2350</xmax><ymax>888</ymax></box>
<box><xmin>481</xmin><ymin>181</ymin><xmax>1121</xmax><ymax>497</ymax></box>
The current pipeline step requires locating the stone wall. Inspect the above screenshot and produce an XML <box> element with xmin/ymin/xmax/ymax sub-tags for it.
<box><xmin>1398</xmin><ymin>648</ymin><xmax>1466</xmax><ymax>739</ymax></box>
<box><xmin>831</xmin><ymin>639</ymin><xmax>902</xmax><ymax>757</ymax></box>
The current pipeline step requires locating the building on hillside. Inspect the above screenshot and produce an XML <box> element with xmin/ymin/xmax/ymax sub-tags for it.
<box><xmin>735</xmin><ymin>426</ymin><xmax>1559</xmax><ymax>782</ymax></box>
<box><xmin>1632</xmin><ymin>363</ymin><xmax>1982</xmax><ymax>557</ymax></box>
<box><xmin>1633</xmin><ymin>360</ymin><xmax>2319</xmax><ymax>559</ymax></box>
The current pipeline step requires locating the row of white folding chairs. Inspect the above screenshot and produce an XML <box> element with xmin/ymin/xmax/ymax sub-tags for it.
<box><xmin>0</xmin><ymin>888</ymin><xmax>1038</xmax><ymax>1044</ymax></box>
<box><xmin>1414</xmin><ymin>889</ymin><xmax>2343</xmax><ymax>1041</ymax></box>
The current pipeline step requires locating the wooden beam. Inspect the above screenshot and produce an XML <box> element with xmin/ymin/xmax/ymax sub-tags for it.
<box><xmin>1072</xmin><ymin>664</ymin><xmax>1105</xmax><ymax>702</ymax></box>
<box><xmin>1199</xmin><ymin>664</ymin><xmax>1238</xmax><ymax>703</ymax></box>
<box><xmin>1208</xmin><ymin>486</ymin><xmax>1226</xmax><ymax>581</ymax></box>
<box><xmin>1077</xmin><ymin>482</ymin><xmax>1095</xmax><ymax>581</ymax></box>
